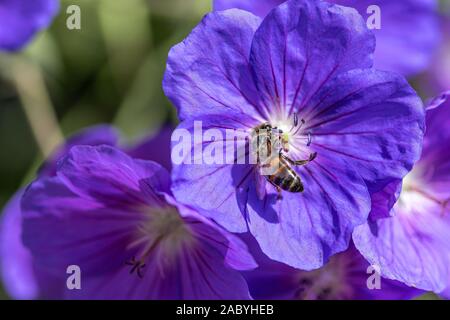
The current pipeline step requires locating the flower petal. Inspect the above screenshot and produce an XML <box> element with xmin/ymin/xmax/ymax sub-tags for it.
<box><xmin>368</xmin><ymin>179</ymin><xmax>402</xmax><ymax>220</ymax></box>
<box><xmin>440</xmin><ymin>286</ymin><xmax>450</xmax><ymax>300</ymax></box>
<box><xmin>242</xmin><ymin>234</ymin><xmax>421</xmax><ymax>300</ymax></box>
<box><xmin>164</xmin><ymin>195</ymin><xmax>258</xmax><ymax>271</ymax></box>
<box><xmin>245</xmin><ymin>150</ymin><xmax>371</xmax><ymax>269</ymax></box>
<box><xmin>0</xmin><ymin>189</ymin><xmax>39</xmax><ymax>299</ymax></box>
<box><xmin>336</xmin><ymin>0</ymin><xmax>440</xmax><ymax>76</ymax></box>
<box><xmin>57</xmin><ymin>145</ymin><xmax>169</xmax><ymax>207</ymax></box>
<box><xmin>423</xmin><ymin>92</ymin><xmax>450</xmax><ymax>155</ymax></box>
<box><xmin>307</xmin><ymin>69</ymin><xmax>425</xmax><ymax>194</ymax></box>
<box><xmin>163</xmin><ymin>9</ymin><xmax>264</xmax><ymax>121</ymax></box>
<box><xmin>0</xmin><ymin>0</ymin><xmax>59</xmax><ymax>51</ymax></box>
<box><xmin>21</xmin><ymin>176</ymin><xmax>141</xmax><ymax>276</ymax></box>
<box><xmin>248</xmin><ymin>0</ymin><xmax>375</xmax><ymax>114</ymax></box>
<box><xmin>0</xmin><ymin>188</ymin><xmax>63</xmax><ymax>300</ymax></box>
<box><xmin>353</xmin><ymin>210</ymin><xmax>450</xmax><ymax>292</ymax></box>
<box><xmin>171</xmin><ymin>115</ymin><xmax>258</xmax><ymax>233</ymax></box>
<box><xmin>65</xmin><ymin>245</ymin><xmax>252</xmax><ymax>300</ymax></box>
<box><xmin>215</xmin><ymin>0</ymin><xmax>441</xmax><ymax>77</ymax></box>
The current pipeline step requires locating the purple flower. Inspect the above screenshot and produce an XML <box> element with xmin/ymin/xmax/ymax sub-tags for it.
<box><xmin>353</xmin><ymin>93</ymin><xmax>450</xmax><ymax>293</ymax></box>
<box><xmin>20</xmin><ymin>145</ymin><xmax>256</xmax><ymax>299</ymax></box>
<box><xmin>0</xmin><ymin>0</ymin><xmax>59</xmax><ymax>51</ymax></box>
<box><xmin>0</xmin><ymin>125</ymin><xmax>175</xmax><ymax>299</ymax></box>
<box><xmin>214</xmin><ymin>0</ymin><xmax>441</xmax><ymax>76</ymax></box>
<box><xmin>164</xmin><ymin>0</ymin><xmax>425</xmax><ymax>270</ymax></box>
<box><xmin>0</xmin><ymin>125</ymin><xmax>119</xmax><ymax>299</ymax></box>
<box><xmin>240</xmin><ymin>234</ymin><xmax>422</xmax><ymax>300</ymax></box>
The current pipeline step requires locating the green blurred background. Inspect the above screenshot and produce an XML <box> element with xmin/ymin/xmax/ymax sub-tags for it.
<box><xmin>0</xmin><ymin>0</ymin><xmax>211</xmax><ymax>298</ymax></box>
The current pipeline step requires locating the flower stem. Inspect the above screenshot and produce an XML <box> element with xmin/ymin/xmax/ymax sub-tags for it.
<box><xmin>11</xmin><ymin>57</ymin><xmax>63</xmax><ymax>158</ymax></box>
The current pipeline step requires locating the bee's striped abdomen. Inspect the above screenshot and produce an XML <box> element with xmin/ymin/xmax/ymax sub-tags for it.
<box><xmin>267</xmin><ymin>158</ymin><xmax>304</xmax><ymax>193</ymax></box>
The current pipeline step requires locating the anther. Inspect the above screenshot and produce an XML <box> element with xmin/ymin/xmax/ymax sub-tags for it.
<box><xmin>126</xmin><ymin>257</ymin><xmax>146</xmax><ymax>278</ymax></box>
<box><xmin>292</xmin><ymin>118</ymin><xmax>306</xmax><ymax>136</ymax></box>
<box><xmin>306</xmin><ymin>132</ymin><xmax>312</xmax><ymax>146</ymax></box>
<box><xmin>293</xmin><ymin>112</ymin><xmax>299</xmax><ymax>127</ymax></box>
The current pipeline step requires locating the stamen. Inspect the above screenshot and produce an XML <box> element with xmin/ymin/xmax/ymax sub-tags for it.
<box><xmin>125</xmin><ymin>257</ymin><xmax>146</xmax><ymax>278</ymax></box>
<box><xmin>306</xmin><ymin>132</ymin><xmax>312</xmax><ymax>146</ymax></box>
<box><xmin>291</xmin><ymin>118</ymin><xmax>306</xmax><ymax>136</ymax></box>
<box><xmin>408</xmin><ymin>186</ymin><xmax>450</xmax><ymax>216</ymax></box>
<box><xmin>290</xmin><ymin>112</ymin><xmax>299</xmax><ymax>131</ymax></box>
<box><xmin>125</xmin><ymin>207</ymin><xmax>195</xmax><ymax>278</ymax></box>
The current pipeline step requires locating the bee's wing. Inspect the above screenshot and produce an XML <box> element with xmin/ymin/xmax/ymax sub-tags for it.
<box><xmin>254</xmin><ymin>168</ymin><xmax>267</xmax><ymax>200</ymax></box>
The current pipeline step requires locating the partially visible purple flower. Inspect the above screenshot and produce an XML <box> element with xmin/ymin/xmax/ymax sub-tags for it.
<box><xmin>164</xmin><ymin>0</ymin><xmax>425</xmax><ymax>270</ymax></box>
<box><xmin>0</xmin><ymin>0</ymin><xmax>59</xmax><ymax>51</ymax></box>
<box><xmin>0</xmin><ymin>125</ymin><xmax>119</xmax><ymax>299</ymax></box>
<box><xmin>21</xmin><ymin>145</ymin><xmax>256</xmax><ymax>299</ymax></box>
<box><xmin>353</xmin><ymin>94</ymin><xmax>450</xmax><ymax>293</ymax></box>
<box><xmin>214</xmin><ymin>0</ymin><xmax>441</xmax><ymax>76</ymax></box>
<box><xmin>241</xmin><ymin>234</ymin><xmax>422</xmax><ymax>300</ymax></box>
<box><xmin>0</xmin><ymin>125</ymin><xmax>174</xmax><ymax>299</ymax></box>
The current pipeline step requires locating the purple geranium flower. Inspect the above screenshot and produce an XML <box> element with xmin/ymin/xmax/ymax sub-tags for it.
<box><xmin>164</xmin><ymin>0</ymin><xmax>425</xmax><ymax>269</ymax></box>
<box><xmin>240</xmin><ymin>234</ymin><xmax>422</xmax><ymax>300</ymax></box>
<box><xmin>20</xmin><ymin>145</ymin><xmax>256</xmax><ymax>299</ymax></box>
<box><xmin>0</xmin><ymin>125</ymin><xmax>119</xmax><ymax>299</ymax></box>
<box><xmin>353</xmin><ymin>93</ymin><xmax>450</xmax><ymax>293</ymax></box>
<box><xmin>214</xmin><ymin>0</ymin><xmax>441</xmax><ymax>76</ymax></box>
<box><xmin>0</xmin><ymin>0</ymin><xmax>59</xmax><ymax>51</ymax></box>
<box><xmin>0</xmin><ymin>125</ymin><xmax>177</xmax><ymax>299</ymax></box>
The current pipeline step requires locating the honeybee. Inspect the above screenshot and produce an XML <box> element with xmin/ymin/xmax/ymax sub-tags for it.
<box><xmin>252</xmin><ymin>114</ymin><xmax>316</xmax><ymax>199</ymax></box>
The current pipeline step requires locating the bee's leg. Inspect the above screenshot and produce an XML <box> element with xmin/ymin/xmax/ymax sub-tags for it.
<box><xmin>282</xmin><ymin>152</ymin><xmax>317</xmax><ymax>166</ymax></box>
<box><xmin>276</xmin><ymin>186</ymin><xmax>283</xmax><ymax>200</ymax></box>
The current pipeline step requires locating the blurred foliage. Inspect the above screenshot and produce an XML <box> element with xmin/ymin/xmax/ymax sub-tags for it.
<box><xmin>0</xmin><ymin>0</ymin><xmax>210</xmax><ymax>299</ymax></box>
